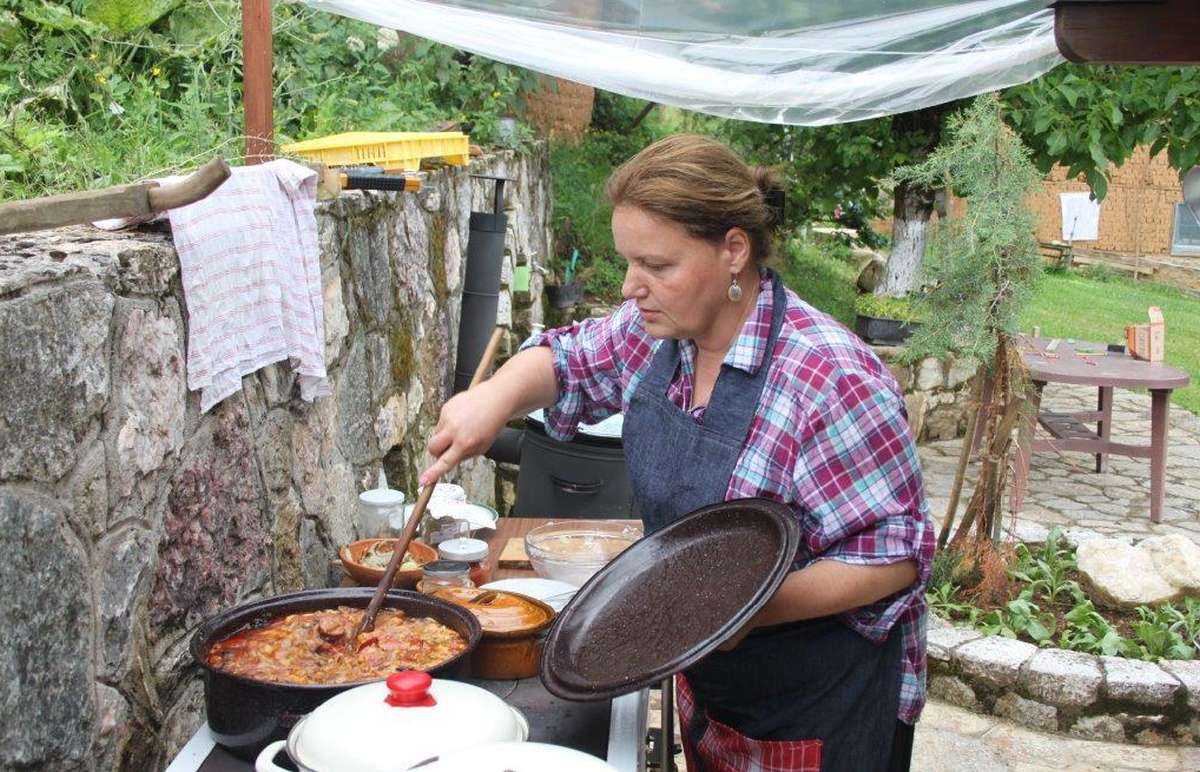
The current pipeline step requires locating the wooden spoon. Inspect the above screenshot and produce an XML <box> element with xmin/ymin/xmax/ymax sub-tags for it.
<box><xmin>351</xmin><ymin>326</ymin><xmax>507</xmax><ymax>646</ymax></box>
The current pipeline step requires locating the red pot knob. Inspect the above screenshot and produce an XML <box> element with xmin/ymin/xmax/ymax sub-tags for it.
<box><xmin>385</xmin><ymin>671</ymin><xmax>436</xmax><ymax>707</ymax></box>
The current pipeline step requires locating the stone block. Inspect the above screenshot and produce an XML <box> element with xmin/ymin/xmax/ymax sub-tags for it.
<box><xmin>335</xmin><ymin>336</ymin><xmax>377</xmax><ymax>466</ymax></box>
<box><xmin>1020</xmin><ymin>649</ymin><xmax>1103</xmax><ymax>708</ymax></box>
<box><xmin>954</xmin><ymin>636</ymin><xmax>1038</xmax><ymax>689</ymax></box>
<box><xmin>323</xmin><ymin>272</ymin><xmax>349</xmax><ymax>363</ymax></box>
<box><xmin>1101</xmin><ymin>656</ymin><xmax>1182</xmax><ymax>707</ymax></box>
<box><xmin>111</xmin><ymin>302</ymin><xmax>186</xmax><ymax>498</ymax></box>
<box><xmin>97</xmin><ymin>525</ymin><xmax>155</xmax><ymax>680</ymax></box>
<box><xmin>929</xmin><ymin>675</ymin><xmax>980</xmax><ymax>710</ymax></box>
<box><xmin>992</xmin><ymin>692</ymin><xmax>1058</xmax><ymax>732</ymax></box>
<box><xmin>0</xmin><ymin>489</ymin><xmax>94</xmax><ymax>770</ymax></box>
<box><xmin>945</xmin><ymin>357</ymin><xmax>981</xmax><ymax>390</ymax></box>
<box><xmin>927</xmin><ymin>624</ymin><xmax>983</xmax><ymax>665</ymax></box>
<box><xmin>903</xmin><ymin>392</ymin><xmax>927</xmax><ymax>440</ymax></box>
<box><xmin>1077</xmin><ymin>538</ymin><xmax>1180</xmax><ymax>608</ymax></box>
<box><xmin>347</xmin><ymin>216</ymin><xmax>394</xmax><ymax>325</ymax></box>
<box><xmin>1069</xmin><ymin>715</ymin><xmax>1126</xmax><ymax>743</ymax></box>
<box><xmin>1160</xmin><ymin>659</ymin><xmax>1200</xmax><ymax>710</ymax></box>
<box><xmin>924</xmin><ymin>404</ymin><xmax>965</xmax><ymax>441</ymax></box>
<box><xmin>916</xmin><ymin>357</ymin><xmax>944</xmax><ymax>391</ymax></box>
<box><xmin>64</xmin><ymin>442</ymin><xmax>109</xmax><ymax>539</ymax></box>
<box><xmin>115</xmin><ymin>242</ymin><xmax>179</xmax><ymax>295</ymax></box>
<box><xmin>375</xmin><ymin>394</ymin><xmax>408</xmax><ymax>453</ymax></box>
<box><xmin>255</xmin><ymin>409</ymin><xmax>294</xmax><ymax>494</ymax></box>
<box><xmin>0</xmin><ymin>283</ymin><xmax>113</xmax><ymax>481</ymax></box>
<box><xmin>886</xmin><ymin>361</ymin><xmax>913</xmax><ymax>392</ymax></box>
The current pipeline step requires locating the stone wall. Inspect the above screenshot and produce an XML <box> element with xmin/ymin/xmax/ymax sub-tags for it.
<box><xmin>0</xmin><ymin>146</ymin><xmax>550</xmax><ymax>771</ymax></box>
<box><xmin>872</xmin><ymin>345</ymin><xmax>979</xmax><ymax>443</ymax></box>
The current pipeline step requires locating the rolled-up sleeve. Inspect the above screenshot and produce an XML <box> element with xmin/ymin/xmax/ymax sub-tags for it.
<box><xmin>790</xmin><ymin>369</ymin><xmax>933</xmax><ymax>643</ymax></box>
<box><xmin>518</xmin><ymin>301</ymin><xmax>642</xmax><ymax>441</ymax></box>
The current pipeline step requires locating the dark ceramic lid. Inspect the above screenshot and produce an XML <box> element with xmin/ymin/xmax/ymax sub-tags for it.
<box><xmin>539</xmin><ymin>498</ymin><xmax>800</xmax><ymax>701</ymax></box>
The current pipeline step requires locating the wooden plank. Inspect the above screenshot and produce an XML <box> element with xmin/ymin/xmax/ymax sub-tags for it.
<box><xmin>242</xmin><ymin>0</ymin><xmax>273</xmax><ymax>163</ymax></box>
<box><xmin>0</xmin><ymin>183</ymin><xmax>149</xmax><ymax>235</ymax></box>
<box><xmin>1054</xmin><ymin>0</ymin><xmax>1200</xmax><ymax>64</ymax></box>
<box><xmin>498</xmin><ymin>537</ymin><xmax>531</xmax><ymax>569</ymax></box>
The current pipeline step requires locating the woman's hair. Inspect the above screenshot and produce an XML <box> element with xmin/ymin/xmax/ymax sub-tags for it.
<box><xmin>605</xmin><ymin>134</ymin><xmax>785</xmax><ymax>263</ymax></box>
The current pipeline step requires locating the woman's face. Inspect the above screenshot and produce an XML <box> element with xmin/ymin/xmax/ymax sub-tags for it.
<box><xmin>612</xmin><ymin>205</ymin><xmax>750</xmax><ymax>340</ymax></box>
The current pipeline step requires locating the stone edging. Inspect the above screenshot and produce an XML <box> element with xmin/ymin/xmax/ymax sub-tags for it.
<box><xmin>928</xmin><ymin>614</ymin><xmax>1200</xmax><ymax>745</ymax></box>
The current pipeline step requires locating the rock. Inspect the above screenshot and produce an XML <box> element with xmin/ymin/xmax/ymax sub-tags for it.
<box><xmin>1101</xmin><ymin>657</ymin><xmax>1181</xmax><ymax>707</ymax></box>
<box><xmin>258</xmin><ymin>361</ymin><xmax>297</xmax><ymax>407</ymax></box>
<box><xmin>272</xmin><ymin>490</ymin><xmax>306</xmax><ymax>593</ymax></box>
<box><xmin>1061</xmin><ymin>527</ymin><xmax>1124</xmax><ymax>550</ymax></box>
<box><xmin>93</xmin><ymin>683</ymin><xmax>133</xmax><ymax>772</ymax></box>
<box><xmin>954</xmin><ymin>636</ymin><xmax>1038</xmax><ymax>689</ymax></box>
<box><xmin>0</xmin><ymin>283</ymin><xmax>113</xmax><ymax>481</ymax></box>
<box><xmin>1006</xmin><ymin>521</ymin><xmax>1050</xmax><ymax>546</ymax></box>
<box><xmin>946</xmin><ymin>358</ymin><xmax>980</xmax><ymax>390</ymax></box>
<box><xmin>115</xmin><ymin>242</ymin><xmax>179</xmax><ymax>295</ymax></box>
<box><xmin>0</xmin><ymin>489</ymin><xmax>94</xmax><ymax>770</ymax></box>
<box><xmin>927</xmin><ymin>625</ymin><xmax>983</xmax><ymax>666</ymax></box>
<box><xmin>112</xmin><ymin>303</ymin><xmax>186</xmax><ymax>498</ymax></box>
<box><xmin>97</xmin><ymin>526</ymin><xmax>155</xmax><ymax>681</ymax></box>
<box><xmin>1160</xmin><ymin>659</ymin><xmax>1200</xmax><ymax>710</ymax></box>
<box><xmin>1135</xmin><ymin>728</ymin><xmax>1171</xmax><ymax>745</ymax></box>
<box><xmin>929</xmin><ymin>675</ymin><xmax>980</xmax><ymax>710</ymax></box>
<box><xmin>375</xmin><ymin>393</ymin><xmax>408</xmax><ymax>452</ymax></box>
<box><xmin>366</xmin><ymin>332</ymin><xmax>393</xmax><ymax>406</ymax></box>
<box><xmin>323</xmin><ymin>272</ymin><xmax>350</xmax><ymax>363</ymax></box>
<box><xmin>903</xmin><ymin>392</ymin><xmax>927</xmax><ymax>440</ymax></box>
<box><xmin>255</xmin><ymin>409</ymin><xmax>294</xmax><ymax>494</ymax></box>
<box><xmin>1077</xmin><ymin>538</ymin><xmax>1180</xmax><ymax>608</ymax></box>
<box><xmin>916</xmin><ymin>357</ymin><xmax>944</xmax><ymax>391</ymax></box>
<box><xmin>1140</xmin><ymin>534</ymin><xmax>1200</xmax><ymax>590</ymax></box>
<box><xmin>153</xmin><ymin>679</ymin><xmax>205</xmax><ymax>770</ymax></box>
<box><xmin>992</xmin><ymin>692</ymin><xmax>1057</xmax><ymax>732</ymax></box>
<box><xmin>64</xmin><ymin>442</ymin><xmax>109</xmax><ymax>539</ymax></box>
<box><xmin>855</xmin><ymin>255</ymin><xmax>886</xmax><ymax>293</ymax></box>
<box><xmin>335</xmin><ymin>336</ymin><xmax>377</xmax><ymax>465</ymax></box>
<box><xmin>1069</xmin><ymin>715</ymin><xmax>1126</xmax><ymax>743</ymax></box>
<box><xmin>348</xmin><ymin>216</ymin><xmax>394</xmax><ymax>325</ymax></box>
<box><xmin>925</xmin><ymin>404</ymin><xmax>965</xmax><ymax>441</ymax></box>
<box><xmin>301</xmin><ymin>517</ymin><xmax>330</xmax><ymax>588</ymax></box>
<box><xmin>1020</xmin><ymin>649</ymin><xmax>1103</xmax><ymax>708</ymax></box>
<box><xmin>150</xmin><ymin>400</ymin><xmax>268</xmax><ymax>630</ymax></box>
<box><xmin>888</xmin><ymin>361</ymin><xmax>914</xmax><ymax>393</ymax></box>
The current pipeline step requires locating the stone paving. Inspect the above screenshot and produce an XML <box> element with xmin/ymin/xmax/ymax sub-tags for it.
<box><xmin>919</xmin><ymin>383</ymin><xmax>1200</xmax><ymax>543</ymax></box>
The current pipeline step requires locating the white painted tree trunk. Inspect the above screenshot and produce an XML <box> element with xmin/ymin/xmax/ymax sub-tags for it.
<box><xmin>877</xmin><ymin>181</ymin><xmax>936</xmax><ymax>297</ymax></box>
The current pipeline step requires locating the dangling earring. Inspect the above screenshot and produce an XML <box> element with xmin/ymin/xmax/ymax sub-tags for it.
<box><xmin>727</xmin><ymin>274</ymin><xmax>743</xmax><ymax>302</ymax></box>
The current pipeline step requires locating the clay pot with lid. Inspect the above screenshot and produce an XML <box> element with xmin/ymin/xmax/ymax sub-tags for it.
<box><xmin>254</xmin><ymin>671</ymin><xmax>529</xmax><ymax>772</ymax></box>
<box><xmin>430</xmin><ymin>587</ymin><xmax>555</xmax><ymax>680</ymax></box>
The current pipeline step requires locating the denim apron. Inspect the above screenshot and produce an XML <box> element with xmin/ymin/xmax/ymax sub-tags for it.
<box><xmin>622</xmin><ymin>276</ymin><xmax>902</xmax><ymax>771</ymax></box>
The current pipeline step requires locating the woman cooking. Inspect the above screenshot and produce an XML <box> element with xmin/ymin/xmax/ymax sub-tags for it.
<box><xmin>421</xmin><ymin>134</ymin><xmax>934</xmax><ymax>772</ymax></box>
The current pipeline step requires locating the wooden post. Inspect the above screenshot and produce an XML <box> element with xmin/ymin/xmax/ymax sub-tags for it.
<box><xmin>243</xmin><ymin>0</ymin><xmax>273</xmax><ymax>164</ymax></box>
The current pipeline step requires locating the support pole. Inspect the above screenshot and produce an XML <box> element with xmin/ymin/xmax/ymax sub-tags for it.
<box><xmin>243</xmin><ymin>0</ymin><xmax>273</xmax><ymax>164</ymax></box>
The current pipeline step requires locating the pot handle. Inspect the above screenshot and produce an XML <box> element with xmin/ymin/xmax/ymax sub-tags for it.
<box><xmin>254</xmin><ymin>740</ymin><xmax>291</xmax><ymax>772</ymax></box>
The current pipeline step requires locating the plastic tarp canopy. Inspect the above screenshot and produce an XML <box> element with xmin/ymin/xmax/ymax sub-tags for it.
<box><xmin>304</xmin><ymin>0</ymin><xmax>1063</xmax><ymax>126</ymax></box>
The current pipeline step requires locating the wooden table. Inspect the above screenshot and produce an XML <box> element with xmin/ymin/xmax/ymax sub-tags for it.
<box><xmin>998</xmin><ymin>337</ymin><xmax>1190</xmax><ymax>523</ymax></box>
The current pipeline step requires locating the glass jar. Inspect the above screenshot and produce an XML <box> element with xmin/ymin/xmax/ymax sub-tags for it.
<box><xmin>357</xmin><ymin>487</ymin><xmax>406</xmax><ymax>539</ymax></box>
<box><xmin>416</xmin><ymin>560</ymin><xmax>475</xmax><ymax>594</ymax></box>
<box><xmin>437</xmin><ymin>538</ymin><xmax>491</xmax><ymax>587</ymax></box>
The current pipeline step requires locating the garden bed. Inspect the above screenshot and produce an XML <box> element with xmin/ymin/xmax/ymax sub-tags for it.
<box><xmin>925</xmin><ymin>530</ymin><xmax>1200</xmax><ymax>745</ymax></box>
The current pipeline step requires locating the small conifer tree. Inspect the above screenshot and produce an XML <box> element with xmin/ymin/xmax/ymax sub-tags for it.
<box><xmin>895</xmin><ymin>94</ymin><xmax>1042</xmax><ymax>547</ymax></box>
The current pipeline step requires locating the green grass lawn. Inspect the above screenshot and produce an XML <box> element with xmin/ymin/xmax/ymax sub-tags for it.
<box><xmin>778</xmin><ymin>243</ymin><xmax>1200</xmax><ymax>415</ymax></box>
<box><xmin>1020</xmin><ymin>271</ymin><xmax>1200</xmax><ymax>415</ymax></box>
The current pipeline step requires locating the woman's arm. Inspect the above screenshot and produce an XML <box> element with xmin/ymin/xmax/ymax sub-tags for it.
<box><xmin>718</xmin><ymin>559</ymin><xmax>917</xmax><ymax>650</ymax></box>
<box><xmin>420</xmin><ymin>346</ymin><xmax>558</xmax><ymax>485</ymax></box>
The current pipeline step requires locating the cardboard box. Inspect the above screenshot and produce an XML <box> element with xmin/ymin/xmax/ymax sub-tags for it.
<box><xmin>1126</xmin><ymin>306</ymin><xmax>1165</xmax><ymax>361</ymax></box>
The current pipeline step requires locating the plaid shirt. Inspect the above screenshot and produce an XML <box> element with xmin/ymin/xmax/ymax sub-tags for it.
<box><xmin>523</xmin><ymin>272</ymin><xmax>934</xmax><ymax>724</ymax></box>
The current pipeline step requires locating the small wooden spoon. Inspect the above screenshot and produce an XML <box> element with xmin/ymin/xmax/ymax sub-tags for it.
<box><xmin>350</xmin><ymin>326</ymin><xmax>506</xmax><ymax>647</ymax></box>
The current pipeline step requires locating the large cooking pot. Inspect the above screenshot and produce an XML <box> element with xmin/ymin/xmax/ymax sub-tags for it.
<box><xmin>190</xmin><ymin>588</ymin><xmax>482</xmax><ymax>760</ymax></box>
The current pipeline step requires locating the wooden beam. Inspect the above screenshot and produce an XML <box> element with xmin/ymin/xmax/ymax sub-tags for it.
<box><xmin>1054</xmin><ymin>0</ymin><xmax>1200</xmax><ymax>64</ymax></box>
<box><xmin>243</xmin><ymin>0</ymin><xmax>273</xmax><ymax>163</ymax></box>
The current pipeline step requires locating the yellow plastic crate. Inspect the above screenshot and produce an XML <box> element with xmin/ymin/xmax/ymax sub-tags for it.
<box><xmin>281</xmin><ymin>131</ymin><xmax>470</xmax><ymax>172</ymax></box>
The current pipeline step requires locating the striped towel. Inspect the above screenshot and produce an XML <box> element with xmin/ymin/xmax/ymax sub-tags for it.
<box><xmin>168</xmin><ymin>159</ymin><xmax>330</xmax><ymax>412</ymax></box>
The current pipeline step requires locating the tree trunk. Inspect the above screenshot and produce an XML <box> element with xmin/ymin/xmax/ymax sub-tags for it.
<box><xmin>877</xmin><ymin>180</ymin><xmax>936</xmax><ymax>297</ymax></box>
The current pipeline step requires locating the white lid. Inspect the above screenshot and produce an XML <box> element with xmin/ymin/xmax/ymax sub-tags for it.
<box><xmin>413</xmin><ymin>741</ymin><xmax>619</xmax><ymax>772</ymax></box>
<box><xmin>439</xmin><ymin>537</ymin><xmax>489</xmax><ymax>563</ymax></box>
<box><xmin>359</xmin><ymin>488</ymin><xmax>406</xmax><ymax>507</ymax></box>
<box><xmin>429</xmin><ymin>483</ymin><xmax>467</xmax><ymax>503</ymax></box>
<box><xmin>288</xmin><ymin>674</ymin><xmax>528</xmax><ymax>772</ymax></box>
<box><xmin>405</xmin><ymin>501</ymin><xmax>499</xmax><ymax>531</ymax></box>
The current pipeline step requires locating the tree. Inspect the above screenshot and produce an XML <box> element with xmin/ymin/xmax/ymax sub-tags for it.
<box><xmin>894</xmin><ymin>94</ymin><xmax>1042</xmax><ymax>548</ymax></box>
<box><xmin>1003</xmin><ymin>64</ymin><xmax>1200</xmax><ymax>200</ymax></box>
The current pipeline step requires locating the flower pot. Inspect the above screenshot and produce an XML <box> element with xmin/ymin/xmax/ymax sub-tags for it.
<box><xmin>854</xmin><ymin>314</ymin><xmax>922</xmax><ymax>345</ymax></box>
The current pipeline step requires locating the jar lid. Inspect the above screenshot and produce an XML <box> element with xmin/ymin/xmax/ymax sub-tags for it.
<box><xmin>359</xmin><ymin>488</ymin><xmax>406</xmax><ymax>507</ymax></box>
<box><xmin>423</xmin><ymin>560</ymin><xmax>471</xmax><ymax>576</ymax></box>
<box><xmin>438</xmin><ymin>538</ymin><xmax>489</xmax><ymax>563</ymax></box>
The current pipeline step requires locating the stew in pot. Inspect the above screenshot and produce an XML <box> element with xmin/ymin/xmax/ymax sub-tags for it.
<box><xmin>207</xmin><ymin>606</ymin><xmax>467</xmax><ymax>684</ymax></box>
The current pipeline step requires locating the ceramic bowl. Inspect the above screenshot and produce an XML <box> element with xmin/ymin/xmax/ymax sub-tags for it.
<box><xmin>339</xmin><ymin>538</ymin><xmax>438</xmax><ymax>588</ymax></box>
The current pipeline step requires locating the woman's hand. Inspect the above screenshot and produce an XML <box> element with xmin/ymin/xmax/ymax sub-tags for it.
<box><xmin>420</xmin><ymin>382</ymin><xmax>512</xmax><ymax>486</ymax></box>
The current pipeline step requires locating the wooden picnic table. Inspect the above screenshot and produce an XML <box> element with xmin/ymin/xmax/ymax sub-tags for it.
<box><xmin>1006</xmin><ymin>336</ymin><xmax>1190</xmax><ymax>523</ymax></box>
